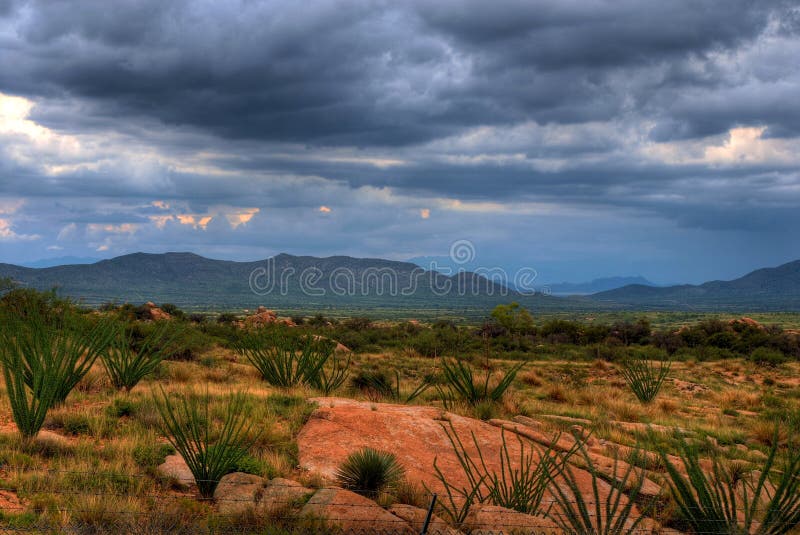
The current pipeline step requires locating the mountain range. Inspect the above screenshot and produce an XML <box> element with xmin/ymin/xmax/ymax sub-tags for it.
<box><xmin>547</xmin><ymin>276</ymin><xmax>656</xmax><ymax>295</ymax></box>
<box><xmin>1</xmin><ymin>253</ymin><xmax>799</xmax><ymax>314</ymax></box>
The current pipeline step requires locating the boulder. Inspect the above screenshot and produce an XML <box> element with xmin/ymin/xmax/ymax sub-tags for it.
<box><xmin>214</xmin><ymin>472</ymin><xmax>264</xmax><ymax>515</ymax></box>
<box><xmin>462</xmin><ymin>504</ymin><xmax>559</xmax><ymax>534</ymax></box>
<box><xmin>297</xmin><ymin>398</ymin><xmax>638</xmax><ymax>524</ymax></box>
<box><xmin>301</xmin><ymin>488</ymin><xmax>414</xmax><ymax>534</ymax></box>
<box><xmin>157</xmin><ymin>454</ymin><xmax>195</xmax><ymax>488</ymax></box>
<box><xmin>258</xmin><ymin>477</ymin><xmax>313</xmax><ymax>511</ymax></box>
<box><xmin>388</xmin><ymin>504</ymin><xmax>461</xmax><ymax>535</ymax></box>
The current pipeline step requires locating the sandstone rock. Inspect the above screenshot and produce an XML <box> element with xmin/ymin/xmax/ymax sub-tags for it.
<box><xmin>297</xmin><ymin>398</ymin><xmax>637</xmax><ymax>526</ymax></box>
<box><xmin>301</xmin><ymin>488</ymin><xmax>414</xmax><ymax>534</ymax></box>
<box><xmin>143</xmin><ymin>302</ymin><xmax>172</xmax><ymax>321</ymax></box>
<box><xmin>242</xmin><ymin>306</ymin><xmax>296</xmax><ymax>328</ymax></box>
<box><xmin>157</xmin><ymin>454</ymin><xmax>195</xmax><ymax>488</ymax></box>
<box><xmin>388</xmin><ymin>504</ymin><xmax>461</xmax><ymax>535</ymax></box>
<box><xmin>214</xmin><ymin>472</ymin><xmax>264</xmax><ymax>515</ymax></box>
<box><xmin>462</xmin><ymin>504</ymin><xmax>558</xmax><ymax>534</ymax></box>
<box><xmin>258</xmin><ymin>477</ymin><xmax>313</xmax><ymax>511</ymax></box>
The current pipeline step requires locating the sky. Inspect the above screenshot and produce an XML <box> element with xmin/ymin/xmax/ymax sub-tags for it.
<box><xmin>0</xmin><ymin>0</ymin><xmax>799</xmax><ymax>284</ymax></box>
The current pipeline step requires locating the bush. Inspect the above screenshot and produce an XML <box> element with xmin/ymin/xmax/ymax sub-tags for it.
<box><xmin>233</xmin><ymin>329</ymin><xmax>332</xmax><ymax>388</ymax></box>
<box><xmin>431</xmin><ymin>422</ymin><xmax>559</xmax><ymax>524</ymax></box>
<box><xmin>546</xmin><ymin>434</ymin><xmax>649</xmax><ymax>534</ymax></box>
<box><xmin>102</xmin><ymin>321</ymin><xmax>182</xmax><ymax>391</ymax></box>
<box><xmin>438</xmin><ymin>358</ymin><xmax>523</xmax><ymax>406</ymax></box>
<box><xmin>749</xmin><ymin>347</ymin><xmax>790</xmax><ymax>367</ymax></box>
<box><xmin>658</xmin><ymin>430</ymin><xmax>800</xmax><ymax>534</ymax></box>
<box><xmin>335</xmin><ymin>448</ymin><xmax>404</xmax><ymax>499</ymax></box>
<box><xmin>350</xmin><ymin>368</ymin><xmax>430</xmax><ymax>403</ymax></box>
<box><xmin>618</xmin><ymin>354</ymin><xmax>671</xmax><ymax>404</ymax></box>
<box><xmin>153</xmin><ymin>388</ymin><xmax>260</xmax><ymax>498</ymax></box>
<box><xmin>0</xmin><ymin>310</ymin><xmax>114</xmax><ymax>439</ymax></box>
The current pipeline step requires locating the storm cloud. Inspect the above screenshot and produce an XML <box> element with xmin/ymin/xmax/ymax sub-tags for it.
<box><xmin>0</xmin><ymin>0</ymin><xmax>798</xmax><ymax>284</ymax></box>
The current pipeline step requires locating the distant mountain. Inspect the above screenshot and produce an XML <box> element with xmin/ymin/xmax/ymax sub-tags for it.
<box><xmin>20</xmin><ymin>256</ymin><xmax>102</xmax><ymax>268</ymax></box>
<box><xmin>548</xmin><ymin>276</ymin><xmax>656</xmax><ymax>295</ymax></box>
<box><xmin>0</xmin><ymin>252</ymin><xmax>595</xmax><ymax>316</ymax></box>
<box><xmin>589</xmin><ymin>260</ymin><xmax>800</xmax><ymax>311</ymax></box>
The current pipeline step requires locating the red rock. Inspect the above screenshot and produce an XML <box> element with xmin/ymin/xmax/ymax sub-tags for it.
<box><xmin>301</xmin><ymin>488</ymin><xmax>414</xmax><ymax>534</ymax></box>
<box><xmin>258</xmin><ymin>478</ymin><xmax>313</xmax><ymax>511</ymax></box>
<box><xmin>387</xmin><ymin>504</ymin><xmax>461</xmax><ymax>535</ymax></box>
<box><xmin>463</xmin><ymin>504</ymin><xmax>559</xmax><ymax>534</ymax></box>
<box><xmin>214</xmin><ymin>472</ymin><xmax>264</xmax><ymax>514</ymax></box>
<box><xmin>297</xmin><ymin>398</ymin><xmax>641</xmax><ymax>527</ymax></box>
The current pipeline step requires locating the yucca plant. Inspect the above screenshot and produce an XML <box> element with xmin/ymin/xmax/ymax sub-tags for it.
<box><xmin>350</xmin><ymin>368</ymin><xmax>430</xmax><ymax>403</ymax></box>
<box><xmin>0</xmin><ymin>311</ymin><xmax>114</xmax><ymax>439</ymax></box>
<box><xmin>233</xmin><ymin>329</ymin><xmax>331</xmax><ymax>387</ymax></box>
<box><xmin>430</xmin><ymin>422</ymin><xmax>561</xmax><ymax>524</ymax></box>
<box><xmin>153</xmin><ymin>388</ymin><xmax>260</xmax><ymax>498</ymax></box>
<box><xmin>658</xmin><ymin>430</ymin><xmax>800</xmax><ymax>534</ymax></box>
<box><xmin>546</xmin><ymin>433</ymin><xmax>649</xmax><ymax>535</ymax></box>
<box><xmin>438</xmin><ymin>358</ymin><xmax>523</xmax><ymax>406</ymax></box>
<box><xmin>310</xmin><ymin>352</ymin><xmax>351</xmax><ymax>395</ymax></box>
<box><xmin>12</xmin><ymin>314</ymin><xmax>116</xmax><ymax>405</ymax></box>
<box><xmin>619</xmin><ymin>354</ymin><xmax>671</xmax><ymax>404</ymax></box>
<box><xmin>0</xmin><ymin>316</ymin><xmax>61</xmax><ymax>441</ymax></box>
<box><xmin>335</xmin><ymin>447</ymin><xmax>405</xmax><ymax>499</ymax></box>
<box><xmin>102</xmin><ymin>321</ymin><xmax>181</xmax><ymax>392</ymax></box>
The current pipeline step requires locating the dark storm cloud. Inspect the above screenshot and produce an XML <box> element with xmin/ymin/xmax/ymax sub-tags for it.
<box><xmin>1</xmin><ymin>0</ymin><xmax>794</xmax><ymax>147</ymax></box>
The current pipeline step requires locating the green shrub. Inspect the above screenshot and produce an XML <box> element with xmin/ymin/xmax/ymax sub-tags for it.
<box><xmin>233</xmin><ymin>329</ymin><xmax>331</xmax><ymax>388</ymax></box>
<box><xmin>102</xmin><ymin>321</ymin><xmax>181</xmax><ymax>391</ymax></box>
<box><xmin>749</xmin><ymin>347</ymin><xmax>789</xmax><ymax>367</ymax></box>
<box><xmin>0</xmin><ymin>310</ymin><xmax>113</xmax><ymax>439</ymax></box>
<box><xmin>153</xmin><ymin>388</ymin><xmax>260</xmax><ymax>498</ymax></box>
<box><xmin>335</xmin><ymin>447</ymin><xmax>404</xmax><ymax>499</ymax></box>
<box><xmin>546</xmin><ymin>435</ymin><xmax>649</xmax><ymax>535</ymax></box>
<box><xmin>438</xmin><ymin>358</ymin><xmax>523</xmax><ymax>406</ymax></box>
<box><xmin>618</xmin><ymin>354</ymin><xmax>671</xmax><ymax>404</ymax></box>
<box><xmin>106</xmin><ymin>398</ymin><xmax>138</xmax><ymax>418</ymax></box>
<box><xmin>350</xmin><ymin>368</ymin><xmax>429</xmax><ymax>403</ymax></box>
<box><xmin>658</xmin><ymin>430</ymin><xmax>800</xmax><ymax>534</ymax></box>
<box><xmin>132</xmin><ymin>442</ymin><xmax>175</xmax><ymax>469</ymax></box>
<box><xmin>430</xmin><ymin>422</ymin><xmax>559</xmax><ymax>524</ymax></box>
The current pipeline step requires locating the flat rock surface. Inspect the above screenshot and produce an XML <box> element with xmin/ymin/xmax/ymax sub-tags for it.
<box><xmin>297</xmin><ymin>397</ymin><xmax>641</xmax><ymax>527</ymax></box>
<box><xmin>463</xmin><ymin>504</ymin><xmax>559</xmax><ymax>534</ymax></box>
<box><xmin>301</xmin><ymin>488</ymin><xmax>414</xmax><ymax>534</ymax></box>
<box><xmin>387</xmin><ymin>504</ymin><xmax>461</xmax><ymax>535</ymax></box>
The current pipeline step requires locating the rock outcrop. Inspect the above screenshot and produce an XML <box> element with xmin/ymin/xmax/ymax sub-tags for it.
<box><xmin>301</xmin><ymin>488</ymin><xmax>415</xmax><ymax>534</ymax></box>
<box><xmin>157</xmin><ymin>454</ymin><xmax>195</xmax><ymax>488</ymax></box>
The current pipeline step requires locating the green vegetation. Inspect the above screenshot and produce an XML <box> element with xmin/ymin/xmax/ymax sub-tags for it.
<box><xmin>547</xmin><ymin>437</ymin><xmax>648</xmax><ymax>535</ymax></box>
<box><xmin>438</xmin><ymin>357</ymin><xmax>523</xmax><ymax>406</ymax></box>
<box><xmin>619</xmin><ymin>354</ymin><xmax>671</xmax><ymax>403</ymax></box>
<box><xmin>102</xmin><ymin>321</ymin><xmax>181</xmax><ymax>391</ymax></box>
<box><xmin>153</xmin><ymin>388</ymin><xmax>260</xmax><ymax>498</ymax></box>
<box><xmin>432</xmin><ymin>423</ymin><xmax>560</xmax><ymax>523</ymax></box>
<box><xmin>233</xmin><ymin>328</ymin><xmax>333</xmax><ymax>388</ymax></box>
<box><xmin>335</xmin><ymin>447</ymin><xmax>405</xmax><ymax>499</ymax></box>
<box><xmin>659</xmin><ymin>431</ymin><xmax>800</xmax><ymax>534</ymax></box>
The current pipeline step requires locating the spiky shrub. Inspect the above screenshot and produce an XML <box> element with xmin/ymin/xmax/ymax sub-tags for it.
<box><xmin>658</xmin><ymin>430</ymin><xmax>800</xmax><ymax>535</ymax></box>
<box><xmin>439</xmin><ymin>358</ymin><xmax>524</xmax><ymax>406</ymax></box>
<box><xmin>153</xmin><ymin>388</ymin><xmax>260</xmax><ymax>498</ymax></box>
<box><xmin>0</xmin><ymin>317</ymin><xmax>61</xmax><ymax>440</ymax></box>
<box><xmin>310</xmin><ymin>352</ymin><xmax>351</xmax><ymax>395</ymax></box>
<box><xmin>233</xmin><ymin>329</ymin><xmax>331</xmax><ymax>388</ymax></box>
<box><xmin>618</xmin><ymin>354</ymin><xmax>671</xmax><ymax>404</ymax></box>
<box><xmin>350</xmin><ymin>368</ymin><xmax>430</xmax><ymax>403</ymax></box>
<box><xmin>546</xmin><ymin>434</ymin><xmax>648</xmax><ymax>535</ymax></box>
<box><xmin>335</xmin><ymin>447</ymin><xmax>405</xmax><ymax>499</ymax></box>
<box><xmin>102</xmin><ymin>321</ymin><xmax>181</xmax><ymax>392</ymax></box>
<box><xmin>430</xmin><ymin>422</ymin><xmax>559</xmax><ymax>524</ymax></box>
<box><xmin>0</xmin><ymin>311</ymin><xmax>114</xmax><ymax>439</ymax></box>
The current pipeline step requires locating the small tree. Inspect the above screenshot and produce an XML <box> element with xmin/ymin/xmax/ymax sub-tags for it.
<box><xmin>490</xmin><ymin>302</ymin><xmax>534</xmax><ymax>340</ymax></box>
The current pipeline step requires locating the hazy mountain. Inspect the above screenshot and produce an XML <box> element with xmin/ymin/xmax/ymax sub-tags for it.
<box><xmin>548</xmin><ymin>276</ymin><xmax>656</xmax><ymax>295</ymax></box>
<box><xmin>0</xmin><ymin>252</ymin><xmax>594</xmax><ymax>316</ymax></box>
<box><xmin>20</xmin><ymin>256</ymin><xmax>102</xmax><ymax>268</ymax></box>
<box><xmin>589</xmin><ymin>260</ymin><xmax>800</xmax><ymax>310</ymax></box>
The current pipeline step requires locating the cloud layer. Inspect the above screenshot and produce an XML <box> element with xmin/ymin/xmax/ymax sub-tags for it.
<box><xmin>0</xmin><ymin>0</ymin><xmax>798</xmax><ymax>284</ymax></box>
